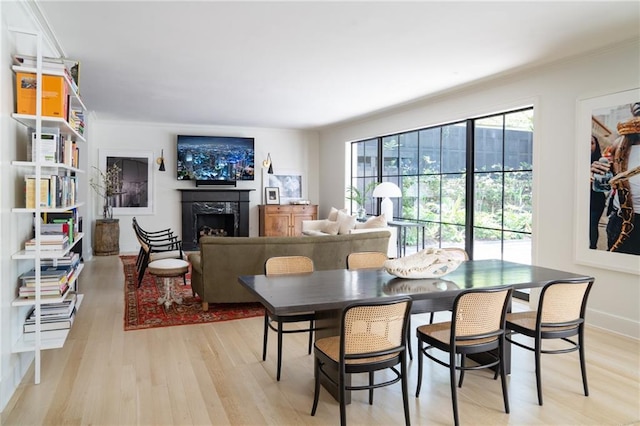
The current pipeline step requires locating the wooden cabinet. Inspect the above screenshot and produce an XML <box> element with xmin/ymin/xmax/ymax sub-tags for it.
<box><xmin>259</xmin><ymin>205</ymin><xmax>318</xmax><ymax>236</ymax></box>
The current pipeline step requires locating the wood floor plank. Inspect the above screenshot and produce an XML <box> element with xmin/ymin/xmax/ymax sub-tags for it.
<box><xmin>1</xmin><ymin>255</ymin><xmax>638</xmax><ymax>425</ymax></box>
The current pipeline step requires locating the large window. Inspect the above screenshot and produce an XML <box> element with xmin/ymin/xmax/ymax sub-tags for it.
<box><xmin>350</xmin><ymin>107</ymin><xmax>533</xmax><ymax>264</ymax></box>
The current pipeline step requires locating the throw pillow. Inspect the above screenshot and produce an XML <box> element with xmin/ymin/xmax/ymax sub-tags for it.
<box><xmin>321</xmin><ymin>220</ymin><xmax>340</xmax><ymax>235</ymax></box>
<box><xmin>327</xmin><ymin>207</ymin><xmax>348</xmax><ymax>221</ymax></box>
<box><xmin>354</xmin><ymin>214</ymin><xmax>388</xmax><ymax>229</ymax></box>
<box><xmin>336</xmin><ymin>210</ymin><xmax>357</xmax><ymax>234</ymax></box>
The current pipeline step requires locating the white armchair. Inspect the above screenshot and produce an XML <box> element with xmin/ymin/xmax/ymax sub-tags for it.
<box><xmin>301</xmin><ymin>218</ymin><xmax>398</xmax><ymax>258</ymax></box>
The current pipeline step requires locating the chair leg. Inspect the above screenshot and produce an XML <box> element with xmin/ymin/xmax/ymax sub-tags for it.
<box><xmin>535</xmin><ymin>335</ymin><xmax>543</xmax><ymax>406</ymax></box>
<box><xmin>401</xmin><ymin>356</ymin><xmax>411</xmax><ymax>426</ymax></box>
<box><xmin>311</xmin><ymin>357</ymin><xmax>321</xmax><ymax>416</ymax></box>
<box><xmin>407</xmin><ymin>316</ymin><xmax>413</xmax><ymax>360</ymax></box>
<box><xmin>277</xmin><ymin>320</ymin><xmax>283</xmax><ymax>381</ymax></box>
<box><xmin>339</xmin><ymin>366</ymin><xmax>347</xmax><ymax>426</ymax></box>
<box><xmin>137</xmin><ymin>252</ymin><xmax>150</xmax><ymax>287</ymax></box>
<box><xmin>450</xmin><ymin>350</ymin><xmax>460</xmax><ymax>426</ymax></box>
<box><xmin>369</xmin><ymin>372</ymin><xmax>374</xmax><ymax>404</ymax></box>
<box><xmin>579</xmin><ymin>326</ymin><xmax>589</xmax><ymax>396</ymax></box>
<box><xmin>429</xmin><ymin>312</ymin><xmax>435</xmax><ymax>324</ymax></box>
<box><xmin>415</xmin><ymin>338</ymin><xmax>424</xmax><ymax>397</ymax></box>
<box><xmin>500</xmin><ymin>338</ymin><xmax>510</xmax><ymax>414</ymax></box>
<box><xmin>308</xmin><ymin>319</ymin><xmax>314</xmax><ymax>355</ymax></box>
<box><xmin>458</xmin><ymin>354</ymin><xmax>465</xmax><ymax>387</ymax></box>
<box><xmin>262</xmin><ymin>312</ymin><xmax>269</xmax><ymax>361</ymax></box>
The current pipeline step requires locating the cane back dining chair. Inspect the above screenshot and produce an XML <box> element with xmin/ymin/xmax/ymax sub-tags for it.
<box><xmin>407</xmin><ymin>247</ymin><xmax>470</xmax><ymax>361</ymax></box>
<box><xmin>346</xmin><ymin>251</ymin><xmax>388</xmax><ymax>270</ymax></box>
<box><xmin>263</xmin><ymin>255</ymin><xmax>316</xmax><ymax>381</ymax></box>
<box><xmin>311</xmin><ymin>296</ymin><xmax>413</xmax><ymax>426</ymax></box>
<box><xmin>505</xmin><ymin>278</ymin><xmax>595</xmax><ymax>406</ymax></box>
<box><xmin>415</xmin><ymin>287</ymin><xmax>512</xmax><ymax>426</ymax></box>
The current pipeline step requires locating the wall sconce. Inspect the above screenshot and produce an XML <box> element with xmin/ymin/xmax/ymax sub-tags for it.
<box><xmin>157</xmin><ymin>149</ymin><xmax>166</xmax><ymax>172</ymax></box>
<box><xmin>262</xmin><ymin>153</ymin><xmax>274</xmax><ymax>174</ymax></box>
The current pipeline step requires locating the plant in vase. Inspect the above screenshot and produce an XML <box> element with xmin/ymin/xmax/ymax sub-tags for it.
<box><xmin>89</xmin><ymin>164</ymin><xmax>122</xmax><ymax>220</ymax></box>
<box><xmin>346</xmin><ymin>182</ymin><xmax>376</xmax><ymax>220</ymax></box>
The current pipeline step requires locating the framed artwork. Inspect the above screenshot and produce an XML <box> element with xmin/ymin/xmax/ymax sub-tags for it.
<box><xmin>98</xmin><ymin>150</ymin><xmax>154</xmax><ymax>215</ymax></box>
<box><xmin>263</xmin><ymin>168</ymin><xmax>304</xmax><ymax>204</ymax></box>
<box><xmin>265</xmin><ymin>187</ymin><xmax>280</xmax><ymax>205</ymax></box>
<box><xmin>574</xmin><ymin>88</ymin><xmax>640</xmax><ymax>274</ymax></box>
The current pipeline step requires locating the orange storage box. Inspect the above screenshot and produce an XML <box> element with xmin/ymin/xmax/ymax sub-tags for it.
<box><xmin>15</xmin><ymin>72</ymin><xmax>68</xmax><ymax>119</ymax></box>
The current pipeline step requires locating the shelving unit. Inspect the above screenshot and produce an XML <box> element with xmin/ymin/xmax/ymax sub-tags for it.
<box><xmin>10</xmin><ymin>28</ymin><xmax>87</xmax><ymax>384</ymax></box>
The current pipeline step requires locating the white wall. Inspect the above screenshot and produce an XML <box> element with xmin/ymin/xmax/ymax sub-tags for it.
<box><xmin>318</xmin><ymin>39</ymin><xmax>640</xmax><ymax>338</ymax></box>
<box><xmin>87</xmin><ymin>120</ymin><xmax>319</xmax><ymax>254</ymax></box>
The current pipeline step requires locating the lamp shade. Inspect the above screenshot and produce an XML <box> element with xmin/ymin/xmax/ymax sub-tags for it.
<box><xmin>372</xmin><ymin>182</ymin><xmax>402</xmax><ymax>198</ymax></box>
<box><xmin>372</xmin><ymin>182</ymin><xmax>401</xmax><ymax>221</ymax></box>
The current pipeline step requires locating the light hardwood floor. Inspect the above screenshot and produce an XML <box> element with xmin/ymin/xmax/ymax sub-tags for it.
<box><xmin>2</xmin><ymin>255</ymin><xmax>639</xmax><ymax>425</ymax></box>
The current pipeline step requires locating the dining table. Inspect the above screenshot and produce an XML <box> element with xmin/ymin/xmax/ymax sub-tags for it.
<box><xmin>238</xmin><ymin>259</ymin><xmax>593</xmax><ymax>402</ymax></box>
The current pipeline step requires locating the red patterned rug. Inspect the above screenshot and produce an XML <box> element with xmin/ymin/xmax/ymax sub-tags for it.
<box><xmin>120</xmin><ymin>255</ymin><xmax>265</xmax><ymax>331</ymax></box>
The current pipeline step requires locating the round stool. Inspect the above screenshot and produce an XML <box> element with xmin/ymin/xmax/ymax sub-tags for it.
<box><xmin>147</xmin><ymin>258</ymin><xmax>189</xmax><ymax>309</ymax></box>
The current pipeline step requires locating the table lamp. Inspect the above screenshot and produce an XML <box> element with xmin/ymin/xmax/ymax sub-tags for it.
<box><xmin>372</xmin><ymin>182</ymin><xmax>401</xmax><ymax>221</ymax></box>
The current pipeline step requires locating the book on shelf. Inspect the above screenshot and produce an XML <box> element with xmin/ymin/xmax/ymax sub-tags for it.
<box><xmin>19</xmin><ymin>283</ymin><xmax>69</xmax><ymax>299</ymax></box>
<box><xmin>23</xmin><ymin>314</ymin><xmax>74</xmax><ymax>333</ymax></box>
<box><xmin>40</xmin><ymin>252</ymin><xmax>80</xmax><ymax>267</ymax></box>
<box><xmin>15</xmin><ymin>72</ymin><xmax>69</xmax><ymax>119</ymax></box>
<box><xmin>24</xmin><ymin>236</ymin><xmax>69</xmax><ymax>251</ymax></box>
<box><xmin>25</xmin><ymin>293</ymin><xmax>77</xmax><ymax>322</ymax></box>
<box><xmin>13</xmin><ymin>55</ymin><xmax>80</xmax><ymax>93</ymax></box>
<box><xmin>23</xmin><ymin>328</ymin><xmax>69</xmax><ymax>342</ymax></box>
<box><xmin>30</xmin><ymin>132</ymin><xmax>58</xmax><ymax>163</ymax></box>
<box><xmin>25</xmin><ymin>175</ymin><xmax>51</xmax><ymax>209</ymax></box>
<box><xmin>19</xmin><ymin>268</ymin><xmax>68</xmax><ymax>287</ymax></box>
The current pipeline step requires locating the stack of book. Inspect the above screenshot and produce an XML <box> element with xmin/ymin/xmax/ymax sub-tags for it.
<box><xmin>23</xmin><ymin>292</ymin><xmax>77</xmax><ymax>333</ymax></box>
<box><xmin>13</xmin><ymin>55</ymin><xmax>80</xmax><ymax>94</ymax></box>
<box><xmin>18</xmin><ymin>266</ymin><xmax>70</xmax><ymax>298</ymax></box>
<box><xmin>41</xmin><ymin>251</ymin><xmax>80</xmax><ymax>269</ymax></box>
<box><xmin>24</xmin><ymin>234</ymin><xmax>69</xmax><ymax>251</ymax></box>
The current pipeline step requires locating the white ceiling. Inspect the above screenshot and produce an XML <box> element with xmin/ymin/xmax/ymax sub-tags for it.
<box><xmin>36</xmin><ymin>1</ymin><xmax>639</xmax><ymax>130</ymax></box>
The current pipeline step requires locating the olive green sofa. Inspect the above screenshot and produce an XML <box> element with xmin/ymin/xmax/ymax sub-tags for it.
<box><xmin>188</xmin><ymin>231</ymin><xmax>391</xmax><ymax>311</ymax></box>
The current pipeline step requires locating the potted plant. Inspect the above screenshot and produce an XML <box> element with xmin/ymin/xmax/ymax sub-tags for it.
<box><xmin>346</xmin><ymin>182</ymin><xmax>376</xmax><ymax>219</ymax></box>
<box><xmin>89</xmin><ymin>163</ymin><xmax>122</xmax><ymax>220</ymax></box>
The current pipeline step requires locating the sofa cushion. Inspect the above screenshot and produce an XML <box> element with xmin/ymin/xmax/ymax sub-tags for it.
<box><xmin>321</xmin><ymin>220</ymin><xmax>340</xmax><ymax>235</ymax></box>
<box><xmin>327</xmin><ymin>207</ymin><xmax>348</xmax><ymax>221</ymax></box>
<box><xmin>303</xmin><ymin>230</ymin><xmax>328</xmax><ymax>236</ymax></box>
<box><xmin>337</xmin><ymin>210</ymin><xmax>357</xmax><ymax>234</ymax></box>
<box><xmin>354</xmin><ymin>214</ymin><xmax>387</xmax><ymax>229</ymax></box>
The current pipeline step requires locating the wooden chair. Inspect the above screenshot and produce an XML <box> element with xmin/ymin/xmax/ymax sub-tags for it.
<box><xmin>415</xmin><ymin>287</ymin><xmax>512</xmax><ymax>426</ymax></box>
<box><xmin>346</xmin><ymin>251</ymin><xmax>388</xmax><ymax>270</ymax></box>
<box><xmin>132</xmin><ymin>218</ymin><xmax>184</xmax><ymax>287</ymax></box>
<box><xmin>506</xmin><ymin>278</ymin><xmax>595</xmax><ymax>405</ymax></box>
<box><xmin>263</xmin><ymin>256</ymin><xmax>316</xmax><ymax>381</ymax></box>
<box><xmin>311</xmin><ymin>296</ymin><xmax>412</xmax><ymax>426</ymax></box>
<box><xmin>132</xmin><ymin>217</ymin><xmax>175</xmax><ymax>271</ymax></box>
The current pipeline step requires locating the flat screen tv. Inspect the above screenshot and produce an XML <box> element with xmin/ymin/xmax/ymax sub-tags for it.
<box><xmin>176</xmin><ymin>135</ymin><xmax>255</xmax><ymax>185</ymax></box>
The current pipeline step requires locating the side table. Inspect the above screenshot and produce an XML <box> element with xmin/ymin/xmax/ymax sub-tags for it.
<box><xmin>94</xmin><ymin>218</ymin><xmax>120</xmax><ymax>256</ymax></box>
<box><xmin>147</xmin><ymin>258</ymin><xmax>190</xmax><ymax>309</ymax></box>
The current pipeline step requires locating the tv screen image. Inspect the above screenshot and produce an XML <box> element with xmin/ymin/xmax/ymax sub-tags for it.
<box><xmin>177</xmin><ymin>135</ymin><xmax>255</xmax><ymax>182</ymax></box>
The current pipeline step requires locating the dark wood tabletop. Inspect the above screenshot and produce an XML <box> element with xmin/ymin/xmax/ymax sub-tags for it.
<box><xmin>238</xmin><ymin>259</ymin><xmax>593</xmax><ymax>315</ymax></box>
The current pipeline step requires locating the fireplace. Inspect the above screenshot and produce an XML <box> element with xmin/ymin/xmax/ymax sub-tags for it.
<box><xmin>179</xmin><ymin>189</ymin><xmax>252</xmax><ymax>250</ymax></box>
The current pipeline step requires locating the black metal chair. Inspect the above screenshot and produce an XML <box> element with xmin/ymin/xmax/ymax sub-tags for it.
<box><xmin>506</xmin><ymin>278</ymin><xmax>594</xmax><ymax>406</ymax></box>
<box><xmin>311</xmin><ymin>296</ymin><xmax>412</xmax><ymax>426</ymax></box>
<box><xmin>415</xmin><ymin>287</ymin><xmax>512</xmax><ymax>426</ymax></box>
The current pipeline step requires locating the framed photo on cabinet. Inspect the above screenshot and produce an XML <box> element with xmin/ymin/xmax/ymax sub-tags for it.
<box><xmin>265</xmin><ymin>187</ymin><xmax>280</xmax><ymax>205</ymax></box>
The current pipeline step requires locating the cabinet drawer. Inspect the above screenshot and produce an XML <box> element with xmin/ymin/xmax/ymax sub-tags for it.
<box><xmin>262</xmin><ymin>205</ymin><xmax>293</xmax><ymax>213</ymax></box>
